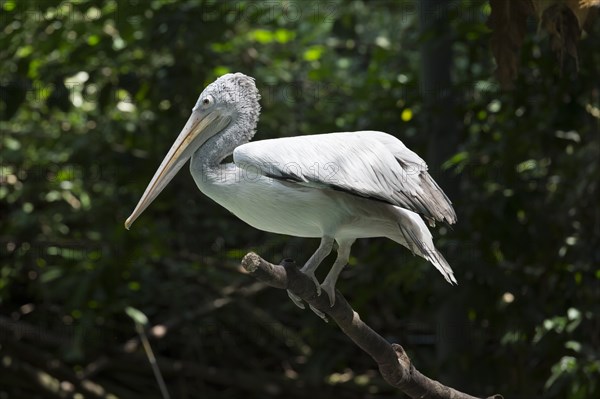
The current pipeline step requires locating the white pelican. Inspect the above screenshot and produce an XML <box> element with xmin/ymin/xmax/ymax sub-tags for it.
<box><xmin>125</xmin><ymin>73</ymin><xmax>457</xmax><ymax>310</ymax></box>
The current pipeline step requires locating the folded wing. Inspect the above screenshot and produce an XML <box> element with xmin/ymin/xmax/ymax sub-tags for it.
<box><xmin>233</xmin><ymin>130</ymin><xmax>456</xmax><ymax>225</ymax></box>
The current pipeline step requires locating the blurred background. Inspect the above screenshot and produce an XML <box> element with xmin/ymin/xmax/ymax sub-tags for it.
<box><xmin>1</xmin><ymin>0</ymin><xmax>599</xmax><ymax>398</ymax></box>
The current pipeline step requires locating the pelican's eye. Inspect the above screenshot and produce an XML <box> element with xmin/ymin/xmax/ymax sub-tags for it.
<box><xmin>202</xmin><ymin>95</ymin><xmax>214</xmax><ymax>107</ymax></box>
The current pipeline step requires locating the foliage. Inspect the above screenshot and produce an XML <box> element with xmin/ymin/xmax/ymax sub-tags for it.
<box><xmin>488</xmin><ymin>0</ymin><xmax>598</xmax><ymax>88</ymax></box>
<box><xmin>1</xmin><ymin>0</ymin><xmax>599</xmax><ymax>398</ymax></box>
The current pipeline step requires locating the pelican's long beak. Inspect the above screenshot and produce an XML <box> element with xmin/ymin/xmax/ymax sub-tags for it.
<box><xmin>124</xmin><ymin>108</ymin><xmax>228</xmax><ymax>229</ymax></box>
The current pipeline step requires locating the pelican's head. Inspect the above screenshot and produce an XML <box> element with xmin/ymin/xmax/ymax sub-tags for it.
<box><xmin>124</xmin><ymin>73</ymin><xmax>260</xmax><ymax>229</ymax></box>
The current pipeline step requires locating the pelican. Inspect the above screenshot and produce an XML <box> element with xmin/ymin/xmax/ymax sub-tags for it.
<box><xmin>125</xmin><ymin>73</ymin><xmax>457</xmax><ymax>311</ymax></box>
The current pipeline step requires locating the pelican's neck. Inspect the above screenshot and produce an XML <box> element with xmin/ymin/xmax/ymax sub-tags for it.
<box><xmin>190</xmin><ymin>121</ymin><xmax>249</xmax><ymax>187</ymax></box>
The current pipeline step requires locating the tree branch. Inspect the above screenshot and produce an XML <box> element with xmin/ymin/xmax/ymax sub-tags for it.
<box><xmin>241</xmin><ymin>252</ymin><xmax>503</xmax><ymax>399</ymax></box>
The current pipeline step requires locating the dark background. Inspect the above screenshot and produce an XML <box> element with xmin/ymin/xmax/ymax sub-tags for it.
<box><xmin>1</xmin><ymin>1</ymin><xmax>599</xmax><ymax>398</ymax></box>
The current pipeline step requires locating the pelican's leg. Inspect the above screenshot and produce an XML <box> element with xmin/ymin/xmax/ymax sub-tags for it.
<box><xmin>320</xmin><ymin>239</ymin><xmax>354</xmax><ymax>306</ymax></box>
<box><xmin>287</xmin><ymin>236</ymin><xmax>334</xmax><ymax>309</ymax></box>
<box><xmin>300</xmin><ymin>236</ymin><xmax>335</xmax><ymax>292</ymax></box>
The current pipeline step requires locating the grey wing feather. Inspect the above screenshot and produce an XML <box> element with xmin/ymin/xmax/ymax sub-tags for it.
<box><xmin>234</xmin><ymin>130</ymin><xmax>456</xmax><ymax>224</ymax></box>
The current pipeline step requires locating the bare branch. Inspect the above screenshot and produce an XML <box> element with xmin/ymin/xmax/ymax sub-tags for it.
<box><xmin>241</xmin><ymin>252</ymin><xmax>503</xmax><ymax>399</ymax></box>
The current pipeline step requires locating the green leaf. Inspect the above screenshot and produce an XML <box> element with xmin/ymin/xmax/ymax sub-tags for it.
<box><xmin>40</xmin><ymin>268</ymin><xmax>64</xmax><ymax>284</ymax></box>
<box><xmin>442</xmin><ymin>151</ymin><xmax>469</xmax><ymax>170</ymax></box>
<box><xmin>565</xmin><ymin>340</ymin><xmax>581</xmax><ymax>352</ymax></box>
<box><xmin>125</xmin><ymin>306</ymin><xmax>148</xmax><ymax>326</ymax></box>
<box><xmin>250</xmin><ymin>29</ymin><xmax>273</xmax><ymax>44</ymax></box>
<box><xmin>274</xmin><ymin>29</ymin><xmax>295</xmax><ymax>43</ymax></box>
<box><xmin>87</xmin><ymin>35</ymin><xmax>100</xmax><ymax>46</ymax></box>
<box><xmin>16</xmin><ymin>45</ymin><xmax>33</xmax><ymax>58</ymax></box>
<box><xmin>3</xmin><ymin>1</ymin><xmax>16</xmax><ymax>11</ymax></box>
<box><xmin>516</xmin><ymin>159</ymin><xmax>536</xmax><ymax>173</ymax></box>
<box><xmin>303</xmin><ymin>45</ymin><xmax>324</xmax><ymax>61</ymax></box>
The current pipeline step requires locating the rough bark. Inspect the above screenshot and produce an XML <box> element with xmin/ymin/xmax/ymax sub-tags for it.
<box><xmin>241</xmin><ymin>252</ymin><xmax>503</xmax><ymax>399</ymax></box>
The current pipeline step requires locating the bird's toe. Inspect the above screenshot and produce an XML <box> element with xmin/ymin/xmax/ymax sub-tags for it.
<box><xmin>309</xmin><ymin>304</ymin><xmax>328</xmax><ymax>322</ymax></box>
<box><xmin>321</xmin><ymin>284</ymin><xmax>336</xmax><ymax>307</ymax></box>
<box><xmin>287</xmin><ymin>290</ymin><xmax>305</xmax><ymax>309</ymax></box>
<box><xmin>305</xmin><ymin>272</ymin><xmax>321</xmax><ymax>296</ymax></box>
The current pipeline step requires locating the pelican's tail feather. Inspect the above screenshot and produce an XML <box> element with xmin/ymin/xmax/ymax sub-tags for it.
<box><xmin>393</xmin><ymin>206</ymin><xmax>457</xmax><ymax>285</ymax></box>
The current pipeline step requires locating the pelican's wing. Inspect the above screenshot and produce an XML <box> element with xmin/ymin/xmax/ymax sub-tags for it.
<box><xmin>234</xmin><ymin>131</ymin><xmax>456</xmax><ymax>224</ymax></box>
